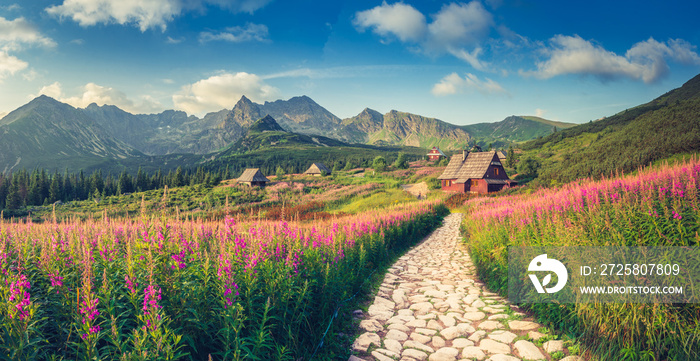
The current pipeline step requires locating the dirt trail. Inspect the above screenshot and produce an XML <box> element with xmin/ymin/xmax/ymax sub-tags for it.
<box><xmin>401</xmin><ymin>182</ymin><xmax>429</xmax><ymax>199</ymax></box>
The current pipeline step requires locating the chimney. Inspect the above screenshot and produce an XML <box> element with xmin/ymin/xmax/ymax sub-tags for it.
<box><xmin>462</xmin><ymin>149</ymin><xmax>469</xmax><ymax>161</ymax></box>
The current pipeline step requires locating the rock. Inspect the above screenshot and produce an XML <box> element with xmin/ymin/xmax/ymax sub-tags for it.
<box><xmin>432</xmin><ymin>335</ymin><xmax>446</xmax><ymax>348</ymax></box>
<box><xmin>487</xmin><ymin>354</ymin><xmax>521</xmax><ymax>361</ymax></box>
<box><xmin>434</xmin><ymin>347</ymin><xmax>459</xmax><ymax>358</ymax></box>
<box><xmin>477</xmin><ymin>321</ymin><xmax>504</xmax><ymax>330</ymax></box>
<box><xmin>478</xmin><ymin>339</ymin><xmax>510</xmax><ymax>354</ymax></box>
<box><xmin>372</xmin><ymin>350</ymin><xmax>397</xmax><ymax>361</ymax></box>
<box><xmin>404</xmin><ymin>340</ymin><xmax>435</xmax><ymax>353</ymax></box>
<box><xmin>508</xmin><ymin>320</ymin><xmax>539</xmax><ymax>331</ymax></box>
<box><xmin>513</xmin><ymin>340</ymin><xmax>546</xmax><ymax>360</ymax></box>
<box><xmin>384</xmin><ymin>339</ymin><xmax>403</xmax><ymax>354</ymax></box>
<box><xmin>543</xmin><ymin>340</ymin><xmax>564</xmax><ymax>353</ymax></box>
<box><xmin>488</xmin><ymin>331</ymin><xmax>517</xmax><ymax>344</ymax></box>
<box><xmin>560</xmin><ymin>357</ymin><xmax>585</xmax><ymax>361</ymax></box>
<box><xmin>487</xmin><ymin>314</ymin><xmax>509</xmax><ymax>320</ymax></box>
<box><xmin>359</xmin><ymin>319</ymin><xmax>384</xmax><ymax>332</ymax></box>
<box><xmin>388</xmin><ymin>323</ymin><xmax>411</xmax><ymax>332</ymax></box>
<box><xmin>402</xmin><ymin>349</ymin><xmax>429</xmax><ymax>361</ymax></box>
<box><xmin>527</xmin><ymin>331</ymin><xmax>545</xmax><ymax>341</ymax></box>
<box><xmin>468</xmin><ymin>331</ymin><xmax>487</xmax><ymax>343</ymax></box>
<box><xmin>461</xmin><ymin>346</ymin><xmax>486</xmax><ymax>360</ymax></box>
<box><xmin>348</xmin><ymin>356</ymin><xmax>366</xmax><ymax>361</ymax></box>
<box><xmin>410</xmin><ymin>302</ymin><xmax>435</xmax><ymax>315</ymax></box>
<box><xmin>440</xmin><ymin>326</ymin><xmax>468</xmax><ymax>340</ymax></box>
<box><xmin>410</xmin><ymin>332</ymin><xmax>433</xmax><ymax>344</ymax></box>
<box><xmin>352</xmin><ymin>310</ymin><xmax>364</xmax><ymax>318</ymax></box>
<box><xmin>472</xmin><ymin>299</ymin><xmax>486</xmax><ymax>308</ymax></box>
<box><xmin>451</xmin><ymin>338</ymin><xmax>474</xmax><ymax>348</ymax></box>
<box><xmin>406</xmin><ymin>319</ymin><xmax>428</xmax><ymax>328</ymax></box>
<box><xmin>463</xmin><ymin>311</ymin><xmax>486</xmax><ymax>321</ymax></box>
<box><xmin>427</xmin><ymin>320</ymin><xmax>444</xmax><ymax>331</ymax></box>
<box><xmin>438</xmin><ymin>315</ymin><xmax>456</xmax><ymax>327</ymax></box>
<box><xmin>352</xmin><ymin>332</ymin><xmax>380</xmax><ymax>352</ymax></box>
<box><xmin>386</xmin><ymin>329</ymin><xmax>409</xmax><ymax>342</ymax></box>
<box><xmin>415</xmin><ymin>328</ymin><xmax>438</xmax><ymax>336</ymax></box>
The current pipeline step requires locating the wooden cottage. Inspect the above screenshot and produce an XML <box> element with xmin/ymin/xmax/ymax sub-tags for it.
<box><xmin>237</xmin><ymin>168</ymin><xmax>269</xmax><ymax>187</ymax></box>
<box><xmin>427</xmin><ymin>146</ymin><xmax>447</xmax><ymax>161</ymax></box>
<box><xmin>303</xmin><ymin>162</ymin><xmax>331</xmax><ymax>176</ymax></box>
<box><xmin>438</xmin><ymin>150</ymin><xmax>516</xmax><ymax>194</ymax></box>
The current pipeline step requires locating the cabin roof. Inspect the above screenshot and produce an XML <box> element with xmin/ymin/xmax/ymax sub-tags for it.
<box><xmin>237</xmin><ymin>168</ymin><xmax>269</xmax><ymax>182</ymax></box>
<box><xmin>304</xmin><ymin>162</ymin><xmax>331</xmax><ymax>175</ymax></box>
<box><xmin>427</xmin><ymin>146</ymin><xmax>447</xmax><ymax>157</ymax></box>
<box><xmin>438</xmin><ymin>151</ymin><xmax>502</xmax><ymax>183</ymax></box>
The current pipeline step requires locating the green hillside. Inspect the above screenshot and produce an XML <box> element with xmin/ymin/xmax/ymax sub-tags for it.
<box><xmin>520</xmin><ymin>73</ymin><xmax>700</xmax><ymax>185</ymax></box>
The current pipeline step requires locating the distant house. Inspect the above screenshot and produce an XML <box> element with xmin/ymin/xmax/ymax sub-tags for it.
<box><xmin>237</xmin><ymin>168</ymin><xmax>269</xmax><ymax>187</ymax></box>
<box><xmin>427</xmin><ymin>146</ymin><xmax>447</xmax><ymax>161</ymax></box>
<box><xmin>304</xmin><ymin>162</ymin><xmax>332</xmax><ymax>176</ymax></box>
<box><xmin>496</xmin><ymin>150</ymin><xmax>508</xmax><ymax>163</ymax></box>
<box><xmin>437</xmin><ymin>150</ymin><xmax>516</xmax><ymax>194</ymax></box>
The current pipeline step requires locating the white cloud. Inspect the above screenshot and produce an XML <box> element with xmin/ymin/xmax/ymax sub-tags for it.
<box><xmin>166</xmin><ymin>36</ymin><xmax>184</xmax><ymax>44</ymax></box>
<box><xmin>427</xmin><ymin>2</ymin><xmax>493</xmax><ymax>52</ymax></box>
<box><xmin>0</xmin><ymin>51</ymin><xmax>27</xmax><ymax>81</ymax></box>
<box><xmin>432</xmin><ymin>72</ymin><xmax>506</xmax><ymax>96</ymax></box>
<box><xmin>46</xmin><ymin>0</ymin><xmax>272</xmax><ymax>32</ymax></box>
<box><xmin>173</xmin><ymin>72</ymin><xmax>279</xmax><ymax>115</ymax></box>
<box><xmin>353</xmin><ymin>2</ymin><xmax>426</xmax><ymax>43</ymax></box>
<box><xmin>0</xmin><ymin>16</ymin><xmax>56</xmax><ymax>51</ymax></box>
<box><xmin>354</xmin><ymin>1</ymin><xmax>495</xmax><ymax>70</ymax></box>
<box><xmin>525</xmin><ymin>35</ymin><xmax>700</xmax><ymax>83</ymax></box>
<box><xmin>35</xmin><ymin>82</ymin><xmax>163</xmax><ymax>114</ymax></box>
<box><xmin>199</xmin><ymin>23</ymin><xmax>269</xmax><ymax>43</ymax></box>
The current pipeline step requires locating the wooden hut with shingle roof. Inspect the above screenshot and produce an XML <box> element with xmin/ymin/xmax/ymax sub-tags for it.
<box><xmin>237</xmin><ymin>168</ymin><xmax>269</xmax><ymax>187</ymax></box>
<box><xmin>427</xmin><ymin>146</ymin><xmax>447</xmax><ymax>161</ymax></box>
<box><xmin>437</xmin><ymin>150</ymin><xmax>515</xmax><ymax>194</ymax></box>
<box><xmin>303</xmin><ymin>162</ymin><xmax>331</xmax><ymax>176</ymax></box>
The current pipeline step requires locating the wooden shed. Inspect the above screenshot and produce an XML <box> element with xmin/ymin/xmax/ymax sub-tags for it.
<box><xmin>237</xmin><ymin>168</ymin><xmax>269</xmax><ymax>187</ymax></box>
<box><xmin>437</xmin><ymin>150</ymin><xmax>515</xmax><ymax>194</ymax></box>
<box><xmin>303</xmin><ymin>162</ymin><xmax>332</xmax><ymax>176</ymax></box>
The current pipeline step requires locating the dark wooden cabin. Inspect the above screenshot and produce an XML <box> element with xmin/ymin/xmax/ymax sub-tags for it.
<box><xmin>437</xmin><ymin>150</ymin><xmax>516</xmax><ymax>194</ymax></box>
<box><xmin>237</xmin><ymin>168</ymin><xmax>269</xmax><ymax>187</ymax></box>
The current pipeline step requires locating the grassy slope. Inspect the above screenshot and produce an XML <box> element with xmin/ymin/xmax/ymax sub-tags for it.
<box><xmin>520</xmin><ymin>73</ymin><xmax>700</xmax><ymax>185</ymax></box>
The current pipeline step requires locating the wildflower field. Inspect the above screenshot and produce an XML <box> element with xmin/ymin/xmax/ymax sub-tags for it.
<box><xmin>461</xmin><ymin>159</ymin><xmax>700</xmax><ymax>360</ymax></box>
<box><xmin>0</xmin><ymin>199</ymin><xmax>448</xmax><ymax>360</ymax></box>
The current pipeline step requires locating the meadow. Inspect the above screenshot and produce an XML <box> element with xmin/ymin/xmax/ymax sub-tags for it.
<box><xmin>461</xmin><ymin>158</ymin><xmax>700</xmax><ymax>360</ymax></box>
<box><xmin>0</xmin><ymin>187</ymin><xmax>448</xmax><ymax>360</ymax></box>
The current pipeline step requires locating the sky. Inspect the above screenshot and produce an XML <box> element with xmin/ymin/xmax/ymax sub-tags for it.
<box><xmin>0</xmin><ymin>0</ymin><xmax>699</xmax><ymax>125</ymax></box>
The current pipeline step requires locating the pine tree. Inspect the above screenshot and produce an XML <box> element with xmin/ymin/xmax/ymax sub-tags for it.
<box><xmin>49</xmin><ymin>173</ymin><xmax>62</xmax><ymax>203</ymax></box>
<box><xmin>5</xmin><ymin>180</ymin><xmax>22</xmax><ymax>210</ymax></box>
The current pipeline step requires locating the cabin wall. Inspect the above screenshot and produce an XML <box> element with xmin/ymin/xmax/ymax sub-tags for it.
<box><xmin>441</xmin><ymin>179</ymin><xmax>465</xmax><ymax>192</ymax></box>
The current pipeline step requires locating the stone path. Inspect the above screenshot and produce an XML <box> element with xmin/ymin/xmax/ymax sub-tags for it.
<box><xmin>350</xmin><ymin>213</ymin><xmax>584</xmax><ymax>361</ymax></box>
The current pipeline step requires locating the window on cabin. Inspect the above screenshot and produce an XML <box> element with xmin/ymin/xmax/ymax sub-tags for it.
<box><xmin>471</xmin><ymin>180</ymin><xmax>478</xmax><ymax>187</ymax></box>
<box><xmin>495</xmin><ymin>168</ymin><xmax>499</xmax><ymax>176</ymax></box>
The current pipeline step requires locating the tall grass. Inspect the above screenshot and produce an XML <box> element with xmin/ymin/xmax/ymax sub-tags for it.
<box><xmin>0</xmin><ymin>200</ymin><xmax>448</xmax><ymax>360</ymax></box>
<box><xmin>461</xmin><ymin>159</ymin><xmax>700</xmax><ymax>360</ymax></box>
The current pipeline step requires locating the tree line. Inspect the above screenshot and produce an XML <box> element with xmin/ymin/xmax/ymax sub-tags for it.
<box><xmin>0</xmin><ymin>166</ymin><xmax>228</xmax><ymax>211</ymax></box>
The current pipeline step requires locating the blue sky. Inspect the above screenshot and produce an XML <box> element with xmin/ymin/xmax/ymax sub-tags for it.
<box><xmin>0</xmin><ymin>0</ymin><xmax>699</xmax><ymax>125</ymax></box>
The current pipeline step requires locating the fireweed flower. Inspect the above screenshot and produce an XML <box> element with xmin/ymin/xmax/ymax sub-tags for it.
<box><xmin>217</xmin><ymin>257</ymin><xmax>240</xmax><ymax>308</ymax></box>
<box><xmin>125</xmin><ymin>275</ymin><xmax>138</xmax><ymax>294</ymax></box>
<box><xmin>79</xmin><ymin>294</ymin><xmax>100</xmax><ymax>339</ymax></box>
<box><xmin>143</xmin><ymin>284</ymin><xmax>162</xmax><ymax>331</ymax></box>
<box><xmin>8</xmin><ymin>274</ymin><xmax>31</xmax><ymax>320</ymax></box>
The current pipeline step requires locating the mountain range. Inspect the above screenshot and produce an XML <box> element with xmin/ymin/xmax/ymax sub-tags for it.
<box><xmin>0</xmin><ymin>93</ymin><xmax>574</xmax><ymax>173</ymax></box>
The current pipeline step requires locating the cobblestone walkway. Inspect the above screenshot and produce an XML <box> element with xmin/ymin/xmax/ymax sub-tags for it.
<box><xmin>350</xmin><ymin>213</ymin><xmax>583</xmax><ymax>361</ymax></box>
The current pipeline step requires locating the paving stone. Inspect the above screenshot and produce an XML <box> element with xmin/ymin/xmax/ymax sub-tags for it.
<box><xmin>461</xmin><ymin>346</ymin><xmax>487</xmax><ymax>360</ymax></box>
<box><xmin>359</xmin><ymin>319</ymin><xmax>384</xmax><ymax>332</ymax></box>
<box><xmin>386</xmin><ymin>329</ymin><xmax>409</xmax><ymax>342</ymax></box>
<box><xmin>488</xmin><ymin>331</ymin><xmax>517</xmax><ymax>344</ymax></box>
<box><xmin>468</xmin><ymin>331</ymin><xmax>487</xmax><ymax>343</ymax></box>
<box><xmin>477</xmin><ymin>321</ymin><xmax>504</xmax><ymax>330</ymax></box>
<box><xmin>411</xmin><ymin>332</ymin><xmax>433</xmax><ymax>344</ymax></box>
<box><xmin>487</xmin><ymin>354</ymin><xmax>521</xmax><ymax>361</ymax></box>
<box><xmin>451</xmin><ymin>338</ymin><xmax>475</xmax><ymax>348</ymax></box>
<box><xmin>543</xmin><ymin>340</ymin><xmax>564</xmax><ymax>353</ymax></box>
<box><xmin>348</xmin><ymin>356</ymin><xmax>366</xmax><ymax>361</ymax></box>
<box><xmin>384</xmin><ymin>339</ymin><xmax>403</xmax><ymax>355</ymax></box>
<box><xmin>560</xmin><ymin>357</ymin><xmax>584</xmax><ymax>361</ymax></box>
<box><xmin>406</xmin><ymin>319</ymin><xmax>428</xmax><ymax>328</ymax></box>
<box><xmin>527</xmin><ymin>331</ymin><xmax>545</xmax><ymax>341</ymax></box>
<box><xmin>432</xmin><ymin>336</ymin><xmax>446</xmax><ymax>348</ymax></box>
<box><xmin>513</xmin><ymin>340</ymin><xmax>545</xmax><ymax>360</ymax></box>
<box><xmin>372</xmin><ymin>350</ymin><xmax>398</xmax><ymax>361</ymax></box>
<box><xmin>403</xmin><ymin>349</ymin><xmax>429</xmax><ymax>361</ymax></box>
<box><xmin>487</xmin><ymin>314</ymin><xmax>509</xmax><ymax>320</ymax></box>
<box><xmin>388</xmin><ymin>323</ymin><xmax>411</xmax><ymax>332</ymax></box>
<box><xmin>352</xmin><ymin>332</ymin><xmax>380</xmax><ymax>352</ymax></box>
<box><xmin>410</xmin><ymin>302</ymin><xmax>435</xmax><ymax>315</ymax></box>
<box><xmin>479</xmin><ymin>339</ymin><xmax>510</xmax><ymax>354</ymax></box>
<box><xmin>463</xmin><ymin>311</ymin><xmax>486</xmax><ymax>321</ymax></box>
<box><xmin>508</xmin><ymin>321</ymin><xmax>539</xmax><ymax>331</ymax></box>
<box><xmin>438</xmin><ymin>315</ymin><xmax>456</xmax><ymax>327</ymax></box>
<box><xmin>427</xmin><ymin>320</ymin><xmax>445</xmax><ymax>331</ymax></box>
<box><xmin>415</xmin><ymin>328</ymin><xmax>438</xmax><ymax>336</ymax></box>
<box><xmin>404</xmin><ymin>340</ymin><xmax>435</xmax><ymax>354</ymax></box>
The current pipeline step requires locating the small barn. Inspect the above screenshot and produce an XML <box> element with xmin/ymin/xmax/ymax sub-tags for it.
<box><xmin>427</xmin><ymin>146</ymin><xmax>447</xmax><ymax>161</ymax></box>
<box><xmin>304</xmin><ymin>162</ymin><xmax>332</xmax><ymax>176</ymax></box>
<box><xmin>237</xmin><ymin>168</ymin><xmax>269</xmax><ymax>187</ymax></box>
<box><xmin>438</xmin><ymin>150</ymin><xmax>516</xmax><ymax>194</ymax></box>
